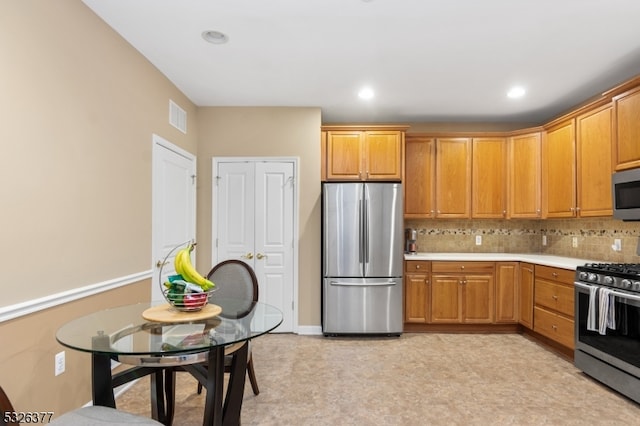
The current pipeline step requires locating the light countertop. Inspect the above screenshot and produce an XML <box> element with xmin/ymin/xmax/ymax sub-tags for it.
<box><xmin>404</xmin><ymin>252</ymin><xmax>601</xmax><ymax>270</ymax></box>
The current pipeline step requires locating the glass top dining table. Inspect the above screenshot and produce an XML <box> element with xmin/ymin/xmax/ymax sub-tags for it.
<box><xmin>56</xmin><ymin>298</ymin><xmax>282</xmax><ymax>426</ymax></box>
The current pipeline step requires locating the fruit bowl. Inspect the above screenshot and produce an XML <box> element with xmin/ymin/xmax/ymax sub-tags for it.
<box><xmin>158</xmin><ymin>241</ymin><xmax>216</xmax><ymax>312</ymax></box>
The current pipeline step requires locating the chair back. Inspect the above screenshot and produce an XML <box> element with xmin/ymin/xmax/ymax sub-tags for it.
<box><xmin>207</xmin><ymin>260</ymin><xmax>259</xmax><ymax>318</ymax></box>
<box><xmin>0</xmin><ymin>385</ymin><xmax>17</xmax><ymax>425</ymax></box>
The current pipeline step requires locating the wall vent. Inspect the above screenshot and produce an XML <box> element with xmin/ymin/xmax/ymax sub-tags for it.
<box><xmin>169</xmin><ymin>100</ymin><xmax>187</xmax><ymax>134</ymax></box>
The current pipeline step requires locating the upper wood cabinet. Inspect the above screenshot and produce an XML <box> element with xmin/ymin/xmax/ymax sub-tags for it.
<box><xmin>576</xmin><ymin>103</ymin><xmax>613</xmax><ymax>217</ymax></box>
<box><xmin>542</xmin><ymin>106</ymin><xmax>613</xmax><ymax>219</ymax></box>
<box><xmin>472</xmin><ymin>137</ymin><xmax>507</xmax><ymax>218</ymax></box>
<box><xmin>435</xmin><ymin>138</ymin><xmax>471</xmax><ymax>218</ymax></box>
<box><xmin>322</xmin><ymin>126</ymin><xmax>406</xmax><ymax>181</ymax></box>
<box><xmin>508</xmin><ymin>132</ymin><xmax>542</xmax><ymax>218</ymax></box>
<box><xmin>543</xmin><ymin>119</ymin><xmax>577</xmax><ymax>218</ymax></box>
<box><xmin>613</xmin><ymin>86</ymin><xmax>640</xmax><ymax>171</ymax></box>
<box><xmin>404</xmin><ymin>135</ymin><xmax>435</xmax><ymax>218</ymax></box>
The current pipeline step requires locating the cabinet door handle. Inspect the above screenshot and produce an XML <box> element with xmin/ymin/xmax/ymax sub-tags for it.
<box><xmin>552</xmin><ymin>295</ymin><xmax>558</xmax><ymax>300</ymax></box>
<box><xmin>552</xmin><ymin>272</ymin><xmax>558</xmax><ymax>278</ymax></box>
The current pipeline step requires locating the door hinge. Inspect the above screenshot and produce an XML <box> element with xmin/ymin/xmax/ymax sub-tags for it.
<box><xmin>191</xmin><ymin>174</ymin><xmax>196</xmax><ymax>184</ymax></box>
<box><xmin>291</xmin><ymin>300</ymin><xmax>294</xmax><ymax>310</ymax></box>
<box><xmin>215</xmin><ymin>175</ymin><xmax>221</xmax><ymax>186</ymax></box>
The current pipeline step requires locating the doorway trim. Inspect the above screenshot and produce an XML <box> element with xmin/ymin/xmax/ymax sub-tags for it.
<box><xmin>211</xmin><ymin>156</ymin><xmax>299</xmax><ymax>333</ymax></box>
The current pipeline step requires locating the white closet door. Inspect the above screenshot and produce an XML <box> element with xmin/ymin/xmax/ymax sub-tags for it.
<box><xmin>254</xmin><ymin>162</ymin><xmax>294</xmax><ymax>332</ymax></box>
<box><xmin>215</xmin><ymin>162</ymin><xmax>255</xmax><ymax>263</ymax></box>
<box><xmin>214</xmin><ymin>159</ymin><xmax>296</xmax><ymax>332</ymax></box>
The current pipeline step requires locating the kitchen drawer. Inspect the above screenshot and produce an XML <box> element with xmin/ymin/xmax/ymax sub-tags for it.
<box><xmin>432</xmin><ymin>261</ymin><xmax>494</xmax><ymax>274</ymax></box>
<box><xmin>534</xmin><ymin>279</ymin><xmax>575</xmax><ymax>317</ymax></box>
<box><xmin>534</xmin><ymin>306</ymin><xmax>575</xmax><ymax>349</ymax></box>
<box><xmin>535</xmin><ymin>265</ymin><xmax>574</xmax><ymax>285</ymax></box>
<box><xmin>405</xmin><ymin>260</ymin><xmax>430</xmax><ymax>273</ymax></box>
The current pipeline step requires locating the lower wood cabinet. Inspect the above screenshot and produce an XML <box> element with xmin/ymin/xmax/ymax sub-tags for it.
<box><xmin>533</xmin><ymin>265</ymin><xmax>575</xmax><ymax>349</ymax></box>
<box><xmin>430</xmin><ymin>262</ymin><xmax>494</xmax><ymax>324</ymax></box>
<box><xmin>518</xmin><ymin>262</ymin><xmax>535</xmax><ymax>329</ymax></box>
<box><xmin>402</xmin><ymin>259</ymin><xmax>576</xmax><ymax>352</ymax></box>
<box><xmin>495</xmin><ymin>262</ymin><xmax>518</xmax><ymax>323</ymax></box>
<box><xmin>404</xmin><ymin>261</ymin><xmax>430</xmax><ymax>323</ymax></box>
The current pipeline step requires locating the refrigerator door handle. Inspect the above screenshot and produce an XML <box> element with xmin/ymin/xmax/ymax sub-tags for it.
<box><xmin>358</xmin><ymin>199</ymin><xmax>364</xmax><ymax>265</ymax></box>
<box><xmin>329</xmin><ymin>280</ymin><xmax>399</xmax><ymax>287</ymax></box>
<box><xmin>363</xmin><ymin>198</ymin><xmax>369</xmax><ymax>264</ymax></box>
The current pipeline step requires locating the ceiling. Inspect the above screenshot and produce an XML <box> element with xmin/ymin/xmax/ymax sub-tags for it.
<box><xmin>82</xmin><ymin>0</ymin><xmax>640</xmax><ymax>124</ymax></box>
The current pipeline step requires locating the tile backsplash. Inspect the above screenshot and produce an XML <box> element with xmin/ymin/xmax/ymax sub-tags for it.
<box><xmin>404</xmin><ymin>217</ymin><xmax>640</xmax><ymax>262</ymax></box>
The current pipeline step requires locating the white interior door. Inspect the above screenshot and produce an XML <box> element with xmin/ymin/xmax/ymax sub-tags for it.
<box><xmin>254</xmin><ymin>162</ymin><xmax>294</xmax><ymax>331</ymax></box>
<box><xmin>215</xmin><ymin>162</ymin><xmax>255</xmax><ymax>262</ymax></box>
<box><xmin>213</xmin><ymin>158</ymin><xmax>297</xmax><ymax>332</ymax></box>
<box><xmin>151</xmin><ymin>135</ymin><xmax>196</xmax><ymax>302</ymax></box>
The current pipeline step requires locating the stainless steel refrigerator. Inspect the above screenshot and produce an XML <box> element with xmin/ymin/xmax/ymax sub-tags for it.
<box><xmin>322</xmin><ymin>182</ymin><xmax>403</xmax><ymax>336</ymax></box>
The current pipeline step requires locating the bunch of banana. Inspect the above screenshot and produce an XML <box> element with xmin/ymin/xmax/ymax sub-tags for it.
<box><xmin>174</xmin><ymin>243</ymin><xmax>215</xmax><ymax>291</ymax></box>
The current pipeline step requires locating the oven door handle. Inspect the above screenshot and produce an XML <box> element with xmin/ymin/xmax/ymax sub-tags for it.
<box><xmin>575</xmin><ymin>281</ymin><xmax>640</xmax><ymax>302</ymax></box>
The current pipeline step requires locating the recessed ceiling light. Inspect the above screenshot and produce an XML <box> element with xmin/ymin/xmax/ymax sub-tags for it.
<box><xmin>358</xmin><ymin>87</ymin><xmax>375</xmax><ymax>100</ymax></box>
<box><xmin>202</xmin><ymin>30</ymin><xmax>229</xmax><ymax>44</ymax></box>
<box><xmin>507</xmin><ymin>86</ymin><xmax>526</xmax><ymax>99</ymax></box>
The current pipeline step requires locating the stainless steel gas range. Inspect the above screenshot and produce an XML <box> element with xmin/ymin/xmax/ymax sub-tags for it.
<box><xmin>574</xmin><ymin>263</ymin><xmax>640</xmax><ymax>404</ymax></box>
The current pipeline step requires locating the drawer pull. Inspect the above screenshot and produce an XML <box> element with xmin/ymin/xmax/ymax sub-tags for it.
<box><xmin>416</xmin><ymin>265</ymin><xmax>421</xmax><ymax>269</ymax></box>
<box><xmin>552</xmin><ymin>295</ymin><xmax>558</xmax><ymax>300</ymax></box>
<box><xmin>552</xmin><ymin>272</ymin><xmax>558</xmax><ymax>278</ymax></box>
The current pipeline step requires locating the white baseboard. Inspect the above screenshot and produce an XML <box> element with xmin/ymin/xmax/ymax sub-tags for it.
<box><xmin>296</xmin><ymin>325</ymin><xmax>323</xmax><ymax>335</ymax></box>
<box><xmin>0</xmin><ymin>270</ymin><xmax>152</xmax><ymax>323</ymax></box>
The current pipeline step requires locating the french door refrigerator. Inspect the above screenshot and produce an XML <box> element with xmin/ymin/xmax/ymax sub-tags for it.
<box><xmin>322</xmin><ymin>182</ymin><xmax>403</xmax><ymax>336</ymax></box>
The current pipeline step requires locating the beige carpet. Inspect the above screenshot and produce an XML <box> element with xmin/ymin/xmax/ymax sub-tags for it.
<box><xmin>116</xmin><ymin>333</ymin><xmax>639</xmax><ymax>425</ymax></box>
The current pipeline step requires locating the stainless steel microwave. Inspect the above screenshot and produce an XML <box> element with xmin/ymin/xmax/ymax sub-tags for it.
<box><xmin>613</xmin><ymin>168</ymin><xmax>640</xmax><ymax>221</ymax></box>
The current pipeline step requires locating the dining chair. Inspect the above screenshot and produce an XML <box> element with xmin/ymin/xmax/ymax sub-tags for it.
<box><xmin>0</xmin><ymin>384</ymin><xmax>162</xmax><ymax>426</ymax></box>
<box><xmin>195</xmin><ymin>259</ymin><xmax>261</xmax><ymax>396</ymax></box>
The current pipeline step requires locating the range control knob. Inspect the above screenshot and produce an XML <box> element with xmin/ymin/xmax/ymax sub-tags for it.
<box><xmin>588</xmin><ymin>273</ymin><xmax>598</xmax><ymax>282</ymax></box>
<box><xmin>603</xmin><ymin>276</ymin><xmax>614</xmax><ymax>285</ymax></box>
<box><xmin>578</xmin><ymin>271</ymin><xmax>589</xmax><ymax>281</ymax></box>
<box><xmin>632</xmin><ymin>281</ymin><xmax>640</xmax><ymax>292</ymax></box>
<box><xmin>621</xmin><ymin>279</ymin><xmax>632</xmax><ymax>289</ymax></box>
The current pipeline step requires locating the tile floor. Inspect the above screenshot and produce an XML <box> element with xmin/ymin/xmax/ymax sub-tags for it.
<box><xmin>116</xmin><ymin>333</ymin><xmax>640</xmax><ymax>425</ymax></box>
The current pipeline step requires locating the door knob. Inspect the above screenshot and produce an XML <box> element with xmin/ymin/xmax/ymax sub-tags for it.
<box><xmin>156</xmin><ymin>260</ymin><xmax>169</xmax><ymax>268</ymax></box>
<box><xmin>256</xmin><ymin>253</ymin><xmax>267</xmax><ymax>260</ymax></box>
<box><xmin>242</xmin><ymin>252</ymin><xmax>254</xmax><ymax>260</ymax></box>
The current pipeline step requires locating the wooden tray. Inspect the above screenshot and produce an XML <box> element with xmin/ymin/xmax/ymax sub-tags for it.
<box><xmin>142</xmin><ymin>303</ymin><xmax>222</xmax><ymax>323</ymax></box>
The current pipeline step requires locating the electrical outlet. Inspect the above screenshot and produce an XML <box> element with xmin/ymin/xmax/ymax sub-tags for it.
<box><xmin>572</xmin><ymin>237</ymin><xmax>578</xmax><ymax>248</ymax></box>
<box><xmin>55</xmin><ymin>351</ymin><xmax>65</xmax><ymax>376</ymax></box>
<box><xmin>613</xmin><ymin>238</ymin><xmax>622</xmax><ymax>252</ymax></box>
<box><xmin>475</xmin><ymin>235</ymin><xmax>482</xmax><ymax>245</ymax></box>
<box><xmin>542</xmin><ymin>235</ymin><xmax>547</xmax><ymax>246</ymax></box>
